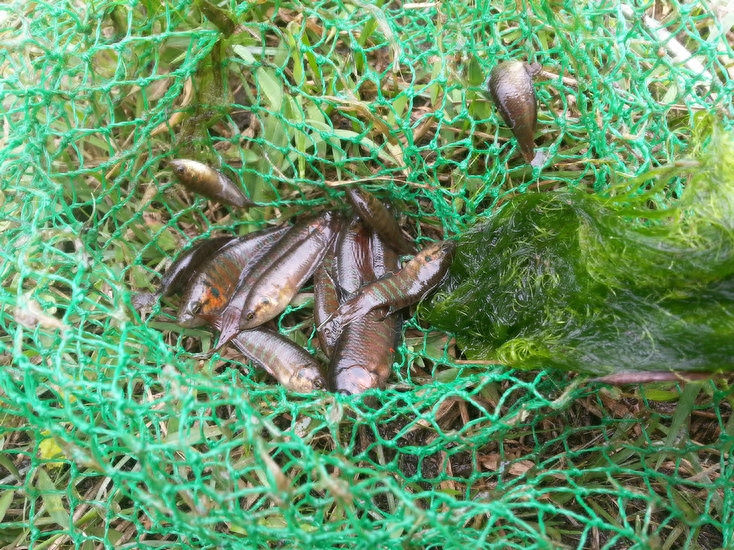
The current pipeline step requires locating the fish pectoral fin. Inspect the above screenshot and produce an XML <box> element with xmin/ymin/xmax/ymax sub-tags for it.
<box><xmin>215</xmin><ymin>308</ymin><xmax>242</xmax><ymax>349</ymax></box>
<box><xmin>316</xmin><ymin>311</ymin><xmax>335</xmax><ymax>333</ymax></box>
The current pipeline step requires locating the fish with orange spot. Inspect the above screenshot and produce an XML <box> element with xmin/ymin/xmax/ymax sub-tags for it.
<box><xmin>177</xmin><ymin>226</ymin><xmax>290</xmax><ymax>328</ymax></box>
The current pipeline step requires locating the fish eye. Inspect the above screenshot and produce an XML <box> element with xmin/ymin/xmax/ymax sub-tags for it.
<box><xmin>246</xmin><ymin>311</ymin><xmax>255</xmax><ymax>321</ymax></box>
<box><xmin>313</xmin><ymin>378</ymin><xmax>325</xmax><ymax>390</ymax></box>
<box><xmin>190</xmin><ymin>302</ymin><xmax>202</xmax><ymax>315</ymax></box>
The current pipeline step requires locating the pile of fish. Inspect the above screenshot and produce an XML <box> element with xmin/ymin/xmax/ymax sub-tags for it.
<box><xmin>156</xmin><ymin>160</ymin><xmax>455</xmax><ymax>394</ymax></box>
<box><xmin>154</xmin><ymin>60</ymin><xmax>541</xmax><ymax>393</ymax></box>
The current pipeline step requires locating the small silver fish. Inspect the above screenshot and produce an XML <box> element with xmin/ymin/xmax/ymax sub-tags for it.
<box><xmin>169</xmin><ymin>158</ymin><xmax>253</xmax><ymax>208</ymax></box>
<box><xmin>237</xmin><ymin>213</ymin><xmax>342</xmax><ymax>331</ymax></box>
<box><xmin>320</xmin><ymin>240</ymin><xmax>455</xmax><ymax>342</ymax></box>
<box><xmin>231</xmin><ymin>328</ymin><xmax>326</xmax><ymax>392</ymax></box>
<box><xmin>216</xmin><ymin>212</ymin><xmax>342</xmax><ymax>347</ymax></box>
<box><xmin>488</xmin><ymin>61</ymin><xmax>539</xmax><ymax>163</ymax></box>
<box><xmin>328</xmin><ymin>230</ymin><xmax>402</xmax><ymax>394</ymax></box>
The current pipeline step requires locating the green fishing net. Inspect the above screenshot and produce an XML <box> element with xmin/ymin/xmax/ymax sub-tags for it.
<box><xmin>1</xmin><ymin>0</ymin><xmax>733</xmax><ymax>547</ymax></box>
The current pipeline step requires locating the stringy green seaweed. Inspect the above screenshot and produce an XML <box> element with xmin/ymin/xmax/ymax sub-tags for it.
<box><xmin>426</xmin><ymin>124</ymin><xmax>734</xmax><ymax>375</ymax></box>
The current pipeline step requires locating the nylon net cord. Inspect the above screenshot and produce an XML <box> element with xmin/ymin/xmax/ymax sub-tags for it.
<box><xmin>1</xmin><ymin>1</ymin><xmax>733</xmax><ymax>548</ymax></box>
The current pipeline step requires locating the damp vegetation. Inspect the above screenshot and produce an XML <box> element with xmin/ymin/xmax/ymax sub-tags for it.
<box><xmin>1</xmin><ymin>0</ymin><xmax>733</xmax><ymax>549</ymax></box>
<box><xmin>426</xmin><ymin>121</ymin><xmax>734</xmax><ymax>378</ymax></box>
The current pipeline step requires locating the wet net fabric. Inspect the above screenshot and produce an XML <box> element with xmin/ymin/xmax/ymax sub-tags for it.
<box><xmin>1</xmin><ymin>0</ymin><xmax>733</xmax><ymax>547</ymax></box>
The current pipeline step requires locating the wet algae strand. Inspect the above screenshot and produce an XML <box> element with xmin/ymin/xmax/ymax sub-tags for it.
<box><xmin>425</xmin><ymin>126</ymin><xmax>734</xmax><ymax>378</ymax></box>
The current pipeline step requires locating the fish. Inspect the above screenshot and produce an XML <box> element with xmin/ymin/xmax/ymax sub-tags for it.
<box><xmin>488</xmin><ymin>61</ymin><xmax>538</xmax><ymax>163</ymax></box>
<box><xmin>320</xmin><ymin>240</ymin><xmax>456</xmax><ymax>342</ymax></box>
<box><xmin>236</xmin><ymin>212</ymin><xmax>342</xmax><ymax>331</ymax></box>
<box><xmin>345</xmin><ymin>187</ymin><xmax>415</xmax><ymax>255</ymax></box>
<box><xmin>369</xmin><ymin>228</ymin><xmax>401</xmax><ymax>279</ymax></box>
<box><xmin>334</xmin><ymin>218</ymin><xmax>373</xmax><ymax>298</ymax></box>
<box><xmin>169</xmin><ymin>158</ymin><xmax>253</xmax><ymax>208</ymax></box>
<box><xmin>314</xmin><ymin>219</ymin><xmax>373</xmax><ymax>358</ymax></box>
<box><xmin>216</xmin><ymin>212</ymin><xmax>341</xmax><ymax>345</ymax></box>
<box><xmin>231</xmin><ymin>328</ymin><xmax>326</xmax><ymax>392</ymax></box>
<box><xmin>176</xmin><ymin>225</ymin><xmax>291</xmax><ymax>328</ymax></box>
<box><xmin>313</xmin><ymin>249</ymin><xmax>340</xmax><ymax>358</ymax></box>
<box><xmin>328</xmin><ymin>230</ymin><xmax>402</xmax><ymax>394</ymax></box>
<box><xmin>158</xmin><ymin>236</ymin><xmax>235</xmax><ymax>297</ymax></box>
<box><xmin>328</xmin><ymin>310</ymin><xmax>400</xmax><ymax>394</ymax></box>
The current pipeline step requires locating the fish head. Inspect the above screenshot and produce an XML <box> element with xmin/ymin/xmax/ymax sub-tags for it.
<box><xmin>288</xmin><ymin>364</ymin><xmax>326</xmax><ymax>393</ymax></box>
<box><xmin>179</xmin><ymin>278</ymin><xmax>230</xmax><ymax>328</ymax></box>
<box><xmin>169</xmin><ymin>159</ymin><xmax>202</xmax><ymax>181</ymax></box>
<box><xmin>238</xmin><ymin>295</ymin><xmax>276</xmax><ymax>330</ymax></box>
<box><xmin>177</xmin><ymin>300</ymin><xmax>207</xmax><ymax>328</ymax></box>
<box><xmin>419</xmin><ymin>239</ymin><xmax>456</xmax><ymax>266</ymax></box>
<box><xmin>438</xmin><ymin>239</ymin><xmax>457</xmax><ymax>258</ymax></box>
<box><xmin>332</xmin><ymin>365</ymin><xmax>379</xmax><ymax>395</ymax></box>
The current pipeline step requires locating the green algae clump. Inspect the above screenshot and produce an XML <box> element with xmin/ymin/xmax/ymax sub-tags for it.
<box><xmin>425</xmin><ymin>124</ymin><xmax>734</xmax><ymax>377</ymax></box>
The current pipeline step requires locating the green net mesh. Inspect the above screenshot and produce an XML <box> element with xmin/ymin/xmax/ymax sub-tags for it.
<box><xmin>1</xmin><ymin>0</ymin><xmax>733</xmax><ymax>547</ymax></box>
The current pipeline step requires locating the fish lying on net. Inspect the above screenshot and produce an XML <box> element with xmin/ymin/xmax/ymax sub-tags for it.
<box><xmin>425</xmin><ymin>125</ymin><xmax>734</xmax><ymax>379</ymax></box>
<box><xmin>487</xmin><ymin>61</ymin><xmax>539</xmax><ymax>164</ymax></box>
<box><xmin>326</xmin><ymin>219</ymin><xmax>402</xmax><ymax>394</ymax></box>
<box><xmin>158</xmin><ymin>194</ymin><xmax>453</xmax><ymax>393</ymax></box>
<box><xmin>177</xmin><ymin>226</ymin><xmax>291</xmax><ymax>328</ymax></box>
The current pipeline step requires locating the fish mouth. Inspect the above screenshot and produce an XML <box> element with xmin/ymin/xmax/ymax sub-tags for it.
<box><xmin>177</xmin><ymin>314</ymin><xmax>206</xmax><ymax>328</ymax></box>
<box><xmin>332</xmin><ymin>365</ymin><xmax>376</xmax><ymax>395</ymax></box>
